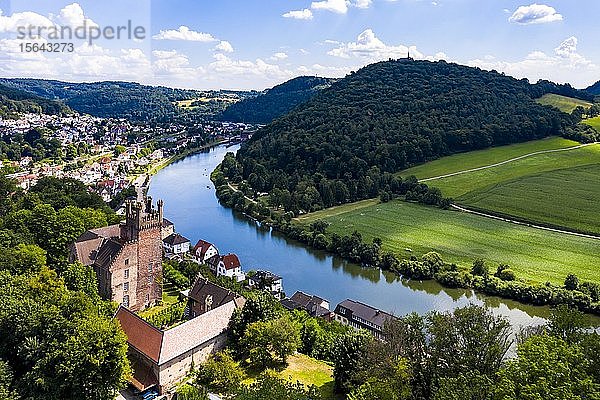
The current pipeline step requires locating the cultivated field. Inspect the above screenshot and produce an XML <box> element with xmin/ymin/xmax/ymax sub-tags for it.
<box><xmin>536</xmin><ymin>93</ymin><xmax>593</xmax><ymax>113</ymax></box>
<box><xmin>399</xmin><ymin>139</ymin><xmax>600</xmax><ymax>233</ymax></box>
<box><xmin>400</xmin><ymin>137</ymin><xmax>580</xmax><ymax>180</ymax></box>
<box><xmin>297</xmin><ymin>200</ymin><xmax>600</xmax><ymax>285</ymax></box>
<box><xmin>584</xmin><ymin>116</ymin><xmax>600</xmax><ymax>132</ymax></box>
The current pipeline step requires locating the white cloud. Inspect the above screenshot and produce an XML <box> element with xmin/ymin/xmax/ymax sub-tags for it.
<box><xmin>215</xmin><ymin>40</ymin><xmax>234</xmax><ymax>53</ymax></box>
<box><xmin>152</xmin><ymin>25</ymin><xmax>217</xmax><ymax>42</ymax></box>
<box><xmin>282</xmin><ymin>9</ymin><xmax>314</xmax><ymax>20</ymax></box>
<box><xmin>52</xmin><ymin>3</ymin><xmax>98</xmax><ymax>28</ymax></box>
<box><xmin>271</xmin><ymin>52</ymin><xmax>288</xmax><ymax>61</ymax></box>
<box><xmin>311</xmin><ymin>0</ymin><xmax>349</xmax><ymax>14</ymax></box>
<box><xmin>328</xmin><ymin>29</ymin><xmax>423</xmax><ymax>60</ymax></box>
<box><xmin>0</xmin><ymin>9</ymin><xmax>54</xmax><ymax>34</ymax></box>
<box><xmin>469</xmin><ymin>37</ymin><xmax>598</xmax><ymax>88</ymax></box>
<box><xmin>509</xmin><ymin>4</ymin><xmax>563</xmax><ymax>25</ymax></box>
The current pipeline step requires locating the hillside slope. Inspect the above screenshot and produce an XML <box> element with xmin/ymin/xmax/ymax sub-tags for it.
<box><xmin>0</xmin><ymin>83</ymin><xmax>69</xmax><ymax>117</ymax></box>
<box><xmin>234</xmin><ymin>60</ymin><xmax>574</xmax><ymax>211</ymax></box>
<box><xmin>0</xmin><ymin>79</ymin><xmax>202</xmax><ymax>121</ymax></box>
<box><xmin>218</xmin><ymin>76</ymin><xmax>335</xmax><ymax>124</ymax></box>
<box><xmin>586</xmin><ymin>80</ymin><xmax>600</xmax><ymax>96</ymax></box>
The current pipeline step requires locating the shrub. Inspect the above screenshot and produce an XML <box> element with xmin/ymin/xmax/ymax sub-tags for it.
<box><xmin>196</xmin><ymin>351</ymin><xmax>244</xmax><ymax>394</ymax></box>
<box><xmin>565</xmin><ymin>274</ymin><xmax>580</xmax><ymax>291</ymax></box>
<box><xmin>471</xmin><ymin>259</ymin><xmax>488</xmax><ymax>277</ymax></box>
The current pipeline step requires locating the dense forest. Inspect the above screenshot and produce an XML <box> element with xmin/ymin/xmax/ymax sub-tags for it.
<box><xmin>218</xmin><ymin>76</ymin><xmax>335</xmax><ymax>124</ymax></box>
<box><xmin>231</xmin><ymin>60</ymin><xmax>580</xmax><ymax>213</ymax></box>
<box><xmin>0</xmin><ymin>79</ymin><xmax>252</xmax><ymax>122</ymax></box>
<box><xmin>0</xmin><ymin>83</ymin><xmax>69</xmax><ymax>118</ymax></box>
<box><xmin>586</xmin><ymin>80</ymin><xmax>600</xmax><ymax>96</ymax></box>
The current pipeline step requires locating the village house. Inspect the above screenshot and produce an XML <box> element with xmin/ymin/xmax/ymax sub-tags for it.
<box><xmin>248</xmin><ymin>270</ymin><xmax>284</xmax><ymax>299</ymax></box>
<box><xmin>193</xmin><ymin>239</ymin><xmax>219</xmax><ymax>263</ymax></box>
<box><xmin>115</xmin><ymin>302</ymin><xmax>237</xmax><ymax>397</ymax></box>
<box><xmin>161</xmin><ymin>219</ymin><xmax>175</xmax><ymax>240</ymax></box>
<box><xmin>163</xmin><ymin>233</ymin><xmax>191</xmax><ymax>256</ymax></box>
<box><xmin>183</xmin><ymin>275</ymin><xmax>245</xmax><ymax>319</ymax></box>
<box><xmin>333</xmin><ymin>299</ymin><xmax>395</xmax><ymax>339</ymax></box>
<box><xmin>71</xmin><ymin>198</ymin><xmax>168</xmax><ymax>311</ymax></box>
<box><xmin>213</xmin><ymin>254</ymin><xmax>245</xmax><ymax>282</ymax></box>
<box><xmin>281</xmin><ymin>291</ymin><xmax>332</xmax><ymax>320</ymax></box>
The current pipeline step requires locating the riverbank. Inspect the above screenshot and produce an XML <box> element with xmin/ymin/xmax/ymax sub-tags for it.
<box><xmin>211</xmin><ymin>163</ymin><xmax>600</xmax><ymax>317</ymax></box>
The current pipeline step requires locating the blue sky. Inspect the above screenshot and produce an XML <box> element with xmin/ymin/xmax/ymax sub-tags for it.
<box><xmin>0</xmin><ymin>0</ymin><xmax>599</xmax><ymax>90</ymax></box>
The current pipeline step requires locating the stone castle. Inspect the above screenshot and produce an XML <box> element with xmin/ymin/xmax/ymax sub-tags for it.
<box><xmin>71</xmin><ymin>197</ymin><xmax>167</xmax><ymax>311</ymax></box>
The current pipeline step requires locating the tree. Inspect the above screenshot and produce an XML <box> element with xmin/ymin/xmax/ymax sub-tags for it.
<box><xmin>471</xmin><ymin>258</ymin><xmax>488</xmax><ymax>277</ymax></box>
<box><xmin>433</xmin><ymin>371</ymin><xmax>493</xmax><ymax>400</ymax></box>
<box><xmin>177</xmin><ymin>384</ymin><xmax>208</xmax><ymax>400</ymax></box>
<box><xmin>332</xmin><ymin>330</ymin><xmax>372</xmax><ymax>393</ymax></box>
<box><xmin>233</xmin><ymin>372</ymin><xmax>321</xmax><ymax>400</ymax></box>
<box><xmin>564</xmin><ymin>273</ymin><xmax>580</xmax><ymax>291</ymax></box>
<box><xmin>493</xmin><ymin>335</ymin><xmax>600</xmax><ymax>400</ymax></box>
<box><xmin>0</xmin><ymin>244</ymin><xmax>46</xmax><ymax>275</ymax></box>
<box><xmin>196</xmin><ymin>351</ymin><xmax>244</xmax><ymax>393</ymax></box>
<box><xmin>0</xmin><ymin>360</ymin><xmax>18</xmax><ymax>400</ymax></box>
<box><xmin>0</xmin><ymin>268</ymin><xmax>131</xmax><ymax>400</ymax></box>
<box><xmin>242</xmin><ymin>315</ymin><xmax>301</xmax><ymax>368</ymax></box>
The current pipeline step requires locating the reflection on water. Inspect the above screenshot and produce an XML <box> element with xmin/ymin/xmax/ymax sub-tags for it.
<box><xmin>148</xmin><ymin>144</ymin><xmax>599</xmax><ymax>329</ymax></box>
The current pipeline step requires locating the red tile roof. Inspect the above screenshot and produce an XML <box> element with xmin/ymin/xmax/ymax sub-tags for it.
<box><xmin>193</xmin><ymin>239</ymin><xmax>215</xmax><ymax>256</ymax></box>
<box><xmin>115</xmin><ymin>307</ymin><xmax>163</xmax><ymax>363</ymax></box>
<box><xmin>221</xmin><ymin>254</ymin><xmax>241</xmax><ymax>270</ymax></box>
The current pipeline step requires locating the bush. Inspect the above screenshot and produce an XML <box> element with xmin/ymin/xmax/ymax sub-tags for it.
<box><xmin>497</xmin><ymin>268</ymin><xmax>516</xmax><ymax>282</ymax></box>
<box><xmin>471</xmin><ymin>259</ymin><xmax>488</xmax><ymax>277</ymax></box>
<box><xmin>196</xmin><ymin>351</ymin><xmax>244</xmax><ymax>394</ymax></box>
<box><xmin>565</xmin><ymin>274</ymin><xmax>580</xmax><ymax>291</ymax></box>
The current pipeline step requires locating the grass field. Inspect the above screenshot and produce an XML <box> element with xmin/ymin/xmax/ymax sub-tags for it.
<box><xmin>459</xmin><ymin>165</ymin><xmax>600</xmax><ymax>234</ymax></box>
<box><xmin>536</xmin><ymin>93</ymin><xmax>593</xmax><ymax>113</ymax></box>
<box><xmin>296</xmin><ymin>200</ymin><xmax>600</xmax><ymax>285</ymax></box>
<box><xmin>400</xmin><ymin>137</ymin><xmax>580</xmax><ymax>180</ymax></box>
<box><xmin>244</xmin><ymin>354</ymin><xmax>338</xmax><ymax>400</ymax></box>
<box><xmin>584</xmin><ymin>116</ymin><xmax>600</xmax><ymax>132</ymax></box>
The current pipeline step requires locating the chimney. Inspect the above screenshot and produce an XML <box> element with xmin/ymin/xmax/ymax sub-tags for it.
<box><xmin>146</xmin><ymin>196</ymin><xmax>153</xmax><ymax>213</ymax></box>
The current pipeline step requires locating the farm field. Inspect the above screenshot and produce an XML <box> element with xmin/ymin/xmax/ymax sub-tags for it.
<box><xmin>296</xmin><ymin>200</ymin><xmax>600</xmax><ymax>285</ymax></box>
<box><xmin>459</xmin><ymin>165</ymin><xmax>600</xmax><ymax>235</ymax></box>
<box><xmin>536</xmin><ymin>93</ymin><xmax>593</xmax><ymax>113</ymax></box>
<box><xmin>584</xmin><ymin>116</ymin><xmax>600</xmax><ymax>132</ymax></box>
<box><xmin>399</xmin><ymin>137</ymin><xmax>580</xmax><ymax>180</ymax></box>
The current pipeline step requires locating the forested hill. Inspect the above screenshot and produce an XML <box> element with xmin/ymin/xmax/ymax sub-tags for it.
<box><xmin>233</xmin><ymin>60</ymin><xmax>577</xmax><ymax>210</ymax></box>
<box><xmin>586</xmin><ymin>80</ymin><xmax>600</xmax><ymax>96</ymax></box>
<box><xmin>0</xmin><ymin>83</ymin><xmax>69</xmax><ymax>117</ymax></box>
<box><xmin>218</xmin><ymin>76</ymin><xmax>335</xmax><ymax>124</ymax></box>
<box><xmin>0</xmin><ymin>78</ymin><xmax>202</xmax><ymax>122</ymax></box>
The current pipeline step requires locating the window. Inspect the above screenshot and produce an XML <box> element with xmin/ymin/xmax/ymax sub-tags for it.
<box><xmin>148</xmin><ymin>263</ymin><xmax>153</xmax><ymax>272</ymax></box>
<box><xmin>123</xmin><ymin>295</ymin><xmax>129</xmax><ymax>307</ymax></box>
<box><xmin>123</xmin><ymin>282</ymin><xmax>129</xmax><ymax>292</ymax></box>
<box><xmin>148</xmin><ymin>275</ymin><xmax>153</xmax><ymax>283</ymax></box>
<box><xmin>146</xmin><ymin>293</ymin><xmax>150</xmax><ymax>303</ymax></box>
<box><xmin>124</xmin><ymin>269</ymin><xmax>129</xmax><ymax>279</ymax></box>
<box><xmin>125</xmin><ymin>259</ymin><xmax>129</xmax><ymax>266</ymax></box>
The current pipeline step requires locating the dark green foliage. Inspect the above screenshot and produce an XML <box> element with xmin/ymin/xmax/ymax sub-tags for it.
<box><xmin>586</xmin><ymin>80</ymin><xmax>600</xmax><ymax>96</ymax></box>
<box><xmin>0</xmin><ymin>83</ymin><xmax>69</xmax><ymax>118</ymax></box>
<box><xmin>108</xmin><ymin>186</ymin><xmax>137</xmax><ymax>209</ymax></box>
<box><xmin>235</xmin><ymin>60</ymin><xmax>573</xmax><ymax>213</ymax></box>
<box><xmin>332</xmin><ymin>330</ymin><xmax>372</xmax><ymax>393</ymax></box>
<box><xmin>297</xmin><ymin>313</ymin><xmax>350</xmax><ymax>362</ymax></box>
<box><xmin>565</xmin><ymin>273</ymin><xmax>580</xmax><ymax>290</ymax></box>
<box><xmin>471</xmin><ymin>258</ymin><xmax>488</xmax><ymax>277</ymax></box>
<box><xmin>28</xmin><ymin>177</ymin><xmax>111</xmax><ymax>212</ymax></box>
<box><xmin>176</xmin><ymin>384</ymin><xmax>209</xmax><ymax>400</ymax></box>
<box><xmin>241</xmin><ymin>315</ymin><xmax>302</xmax><ymax>368</ymax></box>
<box><xmin>233</xmin><ymin>373</ymin><xmax>321</xmax><ymax>400</ymax></box>
<box><xmin>195</xmin><ymin>351</ymin><xmax>244</xmax><ymax>393</ymax></box>
<box><xmin>0</xmin><ymin>269</ymin><xmax>130</xmax><ymax>400</ymax></box>
<box><xmin>219</xmin><ymin>76</ymin><xmax>335</xmax><ymax>124</ymax></box>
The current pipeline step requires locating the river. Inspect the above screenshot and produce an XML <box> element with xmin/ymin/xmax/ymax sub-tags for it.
<box><xmin>148</xmin><ymin>144</ymin><xmax>598</xmax><ymax>329</ymax></box>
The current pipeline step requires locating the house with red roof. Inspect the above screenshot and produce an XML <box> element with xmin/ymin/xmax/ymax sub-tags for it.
<box><xmin>193</xmin><ymin>239</ymin><xmax>219</xmax><ymax>263</ymax></box>
<box><xmin>215</xmin><ymin>253</ymin><xmax>245</xmax><ymax>282</ymax></box>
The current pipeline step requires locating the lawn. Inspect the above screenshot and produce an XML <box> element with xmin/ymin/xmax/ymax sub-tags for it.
<box><xmin>459</xmin><ymin>164</ymin><xmax>600</xmax><ymax>235</ymax></box>
<box><xmin>244</xmin><ymin>354</ymin><xmax>339</xmax><ymax>400</ymax></box>
<box><xmin>536</xmin><ymin>93</ymin><xmax>593</xmax><ymax>113</ymax></box>
<box><xmin>296</xmin><ymin>200</ymin><xmax>600</xmax><ymax>285</ymax></box>
<box><xmin>399</xmin><ymin>137</ymin><xmax>580</xmax><ymax>180</ymax></box>
<box><xmin>583</xmin><ymin>115</ymin><xmax>600</xmax><ymax>132</ymax></box>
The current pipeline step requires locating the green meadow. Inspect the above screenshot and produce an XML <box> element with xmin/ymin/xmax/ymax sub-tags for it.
<box><xmin>536</xmin><ymin>93</ymin><xmax>593</xmax><ymax>113</ymax></box>
<box><xmin>584</xmin><ymin>115</ymin><xmax>600</xmax><ymax>132</ymax></box>
<box><xmin>296</xmin><ymin>200</ymin><xmax>600</xmax><ymax>285</ymax></box>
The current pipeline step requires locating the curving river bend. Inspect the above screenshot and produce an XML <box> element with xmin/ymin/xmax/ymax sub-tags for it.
<box><xmin>148</xmin><ymin>144</ymin><xmax>599</xmax><ymax>329</ymax></box>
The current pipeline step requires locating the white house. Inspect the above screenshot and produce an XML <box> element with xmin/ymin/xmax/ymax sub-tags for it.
<box><xmin>163</xmin><ymin>233</ymin><xmax>191</xmax><ymax>255</ymax></box>
<box><xmin>193</xmin><ymin>239</ymin><xmax>219</xmax><ymax>263</ymax></box>
<box><xmin>248</xmin><ymin>270</ymin><xmax>284</xmax><ymax>299</ymax></box>
<box><xmin>215</xmin><ymin>254</ymin><xmax>245</xmax><ymax>282</ymax></box>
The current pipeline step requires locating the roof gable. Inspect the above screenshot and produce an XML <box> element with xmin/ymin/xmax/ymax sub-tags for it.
<box><xmin>221</xmin><ymin>254</ymin><xmax>240</xmax><ymax>270</ymax></box>
<box><xmin>115</xmin><ymin>307</ymin><xmax>163</xmax><ymax>363</ymax></box>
